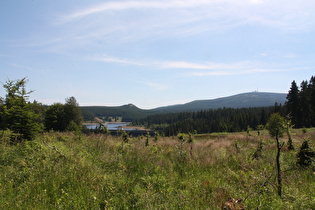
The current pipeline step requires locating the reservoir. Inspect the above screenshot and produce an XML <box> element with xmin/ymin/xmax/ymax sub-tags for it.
<box><xmin>84</xmin><ymin>122</ymin><xmax>131</xmax><ymax>131</ymax></box>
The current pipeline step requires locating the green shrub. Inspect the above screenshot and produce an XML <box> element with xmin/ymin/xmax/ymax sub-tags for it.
<box><xmin>297</xmin><ymin>140</ymin><xmax>315</xmax><ymax>167</ymax></box>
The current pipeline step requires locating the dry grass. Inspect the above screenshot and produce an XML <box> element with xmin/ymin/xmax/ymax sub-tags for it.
<box><xmin>1</xmin><ymin>128</ymin><xmax>315</xmax><ymax>209</ymax></box>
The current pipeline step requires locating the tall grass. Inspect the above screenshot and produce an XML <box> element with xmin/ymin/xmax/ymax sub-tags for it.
<box><xmin>1</xmin><ymin>129</ymin><xmax>315</xmax><ymax>209</ymax></box>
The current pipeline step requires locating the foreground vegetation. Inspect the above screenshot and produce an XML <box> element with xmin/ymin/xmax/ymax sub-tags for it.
<box><xmin>1</xmin><ymin>129</ymin><xmax>315</xmax><ymax>209</ymax></box>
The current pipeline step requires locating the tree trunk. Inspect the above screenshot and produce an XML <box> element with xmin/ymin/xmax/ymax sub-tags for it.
<box><xmin>287</xmin><ymin>126</ymin><xmax>294</xmax><ymax>150</ymax></box>
<box><xmin>276</xmin><ymin>135</ymin><xmax>282</xmax><ymax>198</ymax></box>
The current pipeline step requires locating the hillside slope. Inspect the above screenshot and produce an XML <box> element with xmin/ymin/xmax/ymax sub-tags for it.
<box><xmin>81</xmin><ymin>92</ymin><xmax>287</xmax><ymax>121</ymax></box>
<box><xmin>153</xmin><ymin>92</ymin><xmax>287</xmax><ymax>113</ymax></box>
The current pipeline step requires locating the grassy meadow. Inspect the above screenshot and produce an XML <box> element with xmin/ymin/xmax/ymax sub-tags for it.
<box><xmin>1</xmin><ymin>129</ymin><xmax>315</xmax><ymax>209</ymax></box>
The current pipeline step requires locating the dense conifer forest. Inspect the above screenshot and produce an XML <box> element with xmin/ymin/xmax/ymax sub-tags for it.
<box><xmin>133</xmin><ymin>75</ymin><xmax>315</xmax><ymax>136</ymax></box>
<box><xmin>133</xmin><ymin>106</ymin><xmax>282</xmax><ymax>135</ymax></box>
<box><xmin>286</xmin><ymin>76</ymin><xmax>315</xmax><ymax>128</ymax></box>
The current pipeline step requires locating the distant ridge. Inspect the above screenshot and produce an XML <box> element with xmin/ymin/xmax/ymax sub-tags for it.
<box><xmin>81</xmin><ymin>92</ymin><xmax>287</xmax><ymax>121</ymax></box>
<box><xmin>153</xmin><ymin>92</ymin><xmax>287</xmax><ymax>113</ymax></box>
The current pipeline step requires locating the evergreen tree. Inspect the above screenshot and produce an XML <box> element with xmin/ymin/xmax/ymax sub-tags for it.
<box><xmin>286</xmin><ymin>80</ymin><xmax>300</xmax><ymax>127</ymax></box>
<box><xmin>299</xmin><ymin>80</ymin><xmax>312</xmax><ymax>127</ymax></box>
<box><xmin>1</xmin><ymin>78</ymin><xmax>43</xmax><ymax>141</ymax></box>
<box><xmin>297</xmin><ymin>141</ymin><xmax>315</xmax><ymax>167</ymax></box>
<box><xmin>64</xmin><ymin>96</ymin><xmax>82</xmax><ymax>128</ymax></box>
<box><xmin>308</xmin><ymin>76</ymin><xmax>315</xmax><ymax>126</ymax></box>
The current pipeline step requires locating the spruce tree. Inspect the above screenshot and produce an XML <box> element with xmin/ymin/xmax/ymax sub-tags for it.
<box><xmin>299</xmin><ymin>80</ymin><xmax>312</xmax><ymax>127</ymax></box>
<box><xmin>309</xmin><ymin>76</ymin><xmax>315</xmax><ymax>126</ymax></box>
<box><xmin>286</xmin><ymin>80</ymin><xmax>300</xmax><ymax>127</ymax></box>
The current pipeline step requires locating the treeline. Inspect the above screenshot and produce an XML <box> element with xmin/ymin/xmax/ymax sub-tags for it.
<box><xmin>81</xmin><ymin>104</ymin><xmax>150</xmax><ymax>122</ymax></box>
<box><xmin>135</xmin><ymin>75</ymin><xmax>315</xmax><ymax>136</ymax></box>
<box><xmin>286</xmin><ymin>76</ymin><xmax>315</xmax><ymax>128</ymax></box>
<box><xmin>0</xmin><ymin>78</ymin><xmax>83</xmax><ymax>142</ymax></box>
<box><xmin>134</xmin><ymin>105</ymin><xmax>285</xmax><ymax>136</ymax></box>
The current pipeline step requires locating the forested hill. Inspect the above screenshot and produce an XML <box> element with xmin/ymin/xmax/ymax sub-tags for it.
<box><xmin>81</xmin><ymin>92</ymin><xmax>287</xmax><ymax>121</ymax></box>
<box><xmin>152</xmin><ymin>92</ymin><xmax>287</xmax><ymax>113</ymax></box>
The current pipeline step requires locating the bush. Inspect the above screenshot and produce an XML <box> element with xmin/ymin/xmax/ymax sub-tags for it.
<box><xmin>297</xmin><ymin>140</ymin><xmax>315</xmax><ymax>167</ymax></box>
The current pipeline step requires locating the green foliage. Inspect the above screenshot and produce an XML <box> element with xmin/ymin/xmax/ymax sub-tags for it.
<box><xmin>252</xmin><ymin>140</ymin><xmax>264</xmax><ymax>160</ymax></box>
<box><xmin>286</xmin><ymin>80</ymin><xmax>300</xmax><ymax>126</ymax></box>
<box><xmin>145</xmin><ymin>132</ymin><xmax>150</xmax><ymax>147</ymax></box>
<box><xmin>266</xmin><ymin>113</ymin><xmax>286</xmax><ymax>198</ymax></box>
<box><xmin>44</xmin><ymin>97</ymin><xmax>82</xmax><ymax>132</ymax></box>
<box><xmin>266</xmin><ymin>113</ymin><xmax>285</xmax><ymax>138</ymax></box>
<box><xmin>284</xmin><ymin>116</ymin><xmax>295</xmax><ymax>150</ymax></box>
<box><xmin>64</xmin><ymin>96</ymin><xmax>82</xmax><ymax>127</ymax></box>
<box><xmin>297</xmin><ymin>140</ymin><xmax>315</xmax><ymax>167</ymax></box>
<box><xmin>119</xmin><ymin>130</ymin><xmax>129</xmax><ymax>143</ymax></box>
<box><xmin>177</xmin><ymin>133</ymin><xmax>187</xmax><ymax>142</ymax></box>
<box><xmin>256</xmin><ymin>124</ymin><xmax>264</xmax><ymax>136</ymax></box>
<box><xmin>81</xmin><ymin>104</ymin><xmax>148</xmax><ymax>122</ymax></box>
<box><xmin>286</xmin><ymin>75</ymin><xmax>315</xmax><ymax>128</ymax></box>
<box><xmin>45</xmin><ymin>103</ymin><xmax>66</xmax><ymax>131</ymax></box>
<box><xmin>187</xmin><ymin>132</ymin><xmax>194</xmax><ymax>144</ymax></box>
<box><xmin>66</xmin><ymin>120</ymin><xmax>82</xmax><ymax>137</ymax></box>
<box><xmin>153</xmin><ymin>131</ymin><xmax>159</xmax><ymax>142</ymax></box>
<box><xmin>135</xmin><ymin>107</ymin><xmax>282</xmax><ymax>136</ymax></box>
<box><xmin>0</xmin><ymin>78</ymin><xmax>43</xmax><ymax>141</ymax></box>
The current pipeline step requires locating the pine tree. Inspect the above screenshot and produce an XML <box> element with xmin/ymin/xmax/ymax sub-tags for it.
<box><xmin>286</xmin><ymin>80</ymin><xmax>300</xmax><ymax>127</ymax></box>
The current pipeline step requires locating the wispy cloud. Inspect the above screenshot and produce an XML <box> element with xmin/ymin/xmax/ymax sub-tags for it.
<box><xmin>89</xmin><ymin>54</ymin><xmax>304</xmax><ymax>76</ymax></box>
<box><xmin>59</xmin><ymin>0</ymin><xmax>215</xmax><ymax>23</ymax></box>
<box><xmin>38</xmin><ymin>0</ymin><xmax>315</xmax><ymax>53</ymax></box>
<box><xmin>186</xmin><ymin>66</ymin><xmax>313</xmax><ymax>76</ymax></box>
<box><xmin>90</xmin><ymin>55</ymin><xmax>146</xmax><ymax>66</ymax></box>
<box><xmin>162</xmin><ymin>60</ymin><xmax>292</xmax><ymax>76</ymax></box>
<box><xmin>58</xmin><ymin>0</ymin><xmax>315</xmax><ymax>30</ymax></box>
<box><xmin>160</xmin><ymin>61</ymin><xmax>254</xmax><ymax>70</ymax></box>
<box><xmin>188</xmin><ymin>68</ymin><xmax>288</xmax><ymax>76</ymax></box>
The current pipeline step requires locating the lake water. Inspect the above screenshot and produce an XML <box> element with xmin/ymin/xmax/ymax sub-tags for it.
<box><xmin>84</xmin><ymin>122</ymin><xmax>131</xmax><ymax>131</ymax></box>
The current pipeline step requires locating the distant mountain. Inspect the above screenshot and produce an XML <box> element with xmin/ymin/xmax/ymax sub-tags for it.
<box><xmin>81</xmin><ymin>92</ymin><xmax>287</xmax><ymax>121</ymax></box>
<box><xmin>81</xmin><ymin>104</ymin><xmax>151</xmax><ymax>122</ymax></box>
<box><xmin>153</xmin><ymin>92</ymin><xmax>287</xmax><ymax>113</ymax></box>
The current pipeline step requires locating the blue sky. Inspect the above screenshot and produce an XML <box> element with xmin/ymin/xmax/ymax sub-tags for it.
<box><xmin>1</xmin><ymin>0</ymin><xmax>314</xmax><ymax>109</ymax></box>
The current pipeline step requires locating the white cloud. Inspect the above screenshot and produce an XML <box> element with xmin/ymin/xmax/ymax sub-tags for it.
<box><xmin>187</xmin><ymin>67</ymin><xmax>299</xmax><ymax>77</ymax></box>
<box><xmin>160</xmin><ymin>61</ymin><xmax>254</xmax><ymax>70</ymax></box>
<box><xmin>90</xmin><ymin>55</ymin><xmax>146</xmax><ymax>66</ymax></box>
<box><xmin>89</xmin><ymin>54</ymin><xmax>307</xmax><ymax>77</ymax></box>
<box><xmin>59</xmin><ymin>0</ymin><xmax>315</xmax><ymax>30</ymax></box>
<box><xmin>59</xmin><ymin>0</ymin><xmax>216</xmax><ymax>23</ymax></box>
<box><xmin>161</xmin><ymin>61</ymin><xmax>212</xmax><ymax>70</ymax></box>
<box><xmin>37</xmin><ymin>0</ymin><xmax>314</xmax><ymax>53</ymax></box>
